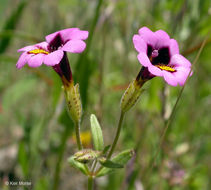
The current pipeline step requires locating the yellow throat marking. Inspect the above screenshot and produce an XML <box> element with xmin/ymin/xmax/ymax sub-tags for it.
<box><xmin>28</xmin><ymin>49</ymin><xmax>49</xmax><ymax>55</ymax></box>
<box><xmin>156</xmin><ymin>64</ymin><xmax>176</xmax><ymax>72</ymax></box>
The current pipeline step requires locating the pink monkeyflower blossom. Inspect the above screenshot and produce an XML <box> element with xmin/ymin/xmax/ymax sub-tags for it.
<box><xmin>16</xmin><ymin>28</ymin><xmax>88</xmax><ymax>82</ymax></box>
<box><xmin>133</xmin><ymin>27</ymin><xmax>192</xmax><ymax>86</ymax></box>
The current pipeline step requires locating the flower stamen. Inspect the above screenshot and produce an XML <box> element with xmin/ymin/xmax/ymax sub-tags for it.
<box><xmin>152</xmin><ymin>49</ymin><xmax>158</xmax><ymax>58</ymax></box>
<box><xmin>28</xmin><ymin>49</ymin><xmax>49</xmax><ymax>55</ymax></box>
<box><xmin>156</xmin><ymin>64</ymin><xmax>176</xmax><ymax>72</ymax></box>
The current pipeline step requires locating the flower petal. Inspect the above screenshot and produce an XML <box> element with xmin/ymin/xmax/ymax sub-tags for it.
<box><xmin>173</xmin><ymin>68</ymin><xmax>190</xmax><ymax>86</ymax></box>
<box><xmin>133</xmin><ymin>34</ymin><xmax>147</xmax><ymax>53</ymax></box>
<box><xmin>137</xmin><ymin>52</ymin><xmax>152</xmax><ymax>67</ymax></box>
<box><xmin>46</xmin><ymin>28</ymin><xmax>77</xmax><ymax>44</ymax></box>
<box><xmin>44</xmin><ymin>50</ymin><xmax>64</xmax><ymax>66</ymax></box>
<box><xmin>35</xmin><ymin>41</ymin><xmax>49</xmax><ymax>50</ymax></box>
<box><xmin>163</xmin><ymin>71</ymin><xmax>178</xmax><ymax>86</ymax></box>
<box><xmin>138</xmin><ymin>27</ymin><xmax>157</xmax><ymax>47</ymax></box>
<box><xmin>155</xmin><ymin>30</ymin><xmax>170</xmax><ymax>41</ymax></box>
<box><xmin>154</xmin><ymin>30</ymin><xmax>171</xmax><ymax>49</ymax></box>
<box><xmin>28</xmin><ymin>54</ymin><xmax>44</xmax><ymax>67</ymax></box>
<box><xmin>67</xmin><ymin>28</ymin><xmax>89</xmax><ymax>40</ymax></box>
<box><xmin>18</xmin><ymin>45</ymin><xmax>36</xmax><ymax>52</ymax></box>
<box><xmin>171</xmin><ymin>54</ymin><xmax>191</xmax><ymax>68</ymax></box>
<box><xmin>18</xmin><ymin>41</ymin><xmax>49</xmax><ymax>53</ymax></box>
<box><xmin>61</xmin><ymin>39</ymin><xmax>86</xmax><ymax>53</ymax></box>
<box><xmin>169</xmin><ymin>39</ymin><xmax>179</xmax><ymax>56</ymax></box>
<box><xmin>45</xmin><ymin>31</ymin><xmax>60</xmax><ymax>44</ymax></box>
<box><xmin>16</xmin><ymin>52</ymin><xmax>30</xmax><ymax>69</ymax></box>
<box><xmin>45</xmin><ymin>28</ymin><xmax>88</xmax><ymax>44</ymax></box>
<box><xmin>148</xmin><ymin>65</ymin><xmax>163</xmax><ymax>77</ymax></box>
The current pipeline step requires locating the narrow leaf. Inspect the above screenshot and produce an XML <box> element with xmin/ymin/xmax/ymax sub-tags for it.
<box><xmin>68</xmin><ymin>156</ymin><xmax>88</xmax><ymax>175</ymax></box>
<box><xmin>90</xmin><ymin>114</ymin><xmax>104</xmax><ymax>151</ymax></box>
<box><xmin>96</xmin><ymin>149</ymin><xmax>135</xmax><ymax>177</ymax></box>
<box><xmin>99</xmin><ymin>158</ymin><xmax>123</xmax><ymax>168</ymax></box>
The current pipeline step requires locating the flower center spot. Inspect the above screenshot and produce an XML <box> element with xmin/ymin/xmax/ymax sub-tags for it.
<box><xmin>156</xmin><ymin>64</ymin><xmax>176</xmax><ymax>72</ymax></box>
<box><xmin>28</xmin><ymin>49</ymin><xmax>49</xmax><ymax>55</ymax></box>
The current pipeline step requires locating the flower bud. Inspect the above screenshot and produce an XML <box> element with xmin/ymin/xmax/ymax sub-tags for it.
<box><xmin>64</xmin><ymin>81</ymin><xmax>82</xmax><ymax>123</ymax></box>
<box><xmin>74</xmin><ymin>149</ymin><xmax>101</xmax><ymax>164</ymax></box>
<box><xmin>120</xmin><ymin>79</ymin><xmax>144</xmax><ymax>113</ymax></box>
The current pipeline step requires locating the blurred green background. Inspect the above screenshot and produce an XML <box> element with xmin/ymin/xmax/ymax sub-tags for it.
<box><xmin>0</xmin><ymin>0</ymin><xmax>211</xmax><ymax>189</ymax></box>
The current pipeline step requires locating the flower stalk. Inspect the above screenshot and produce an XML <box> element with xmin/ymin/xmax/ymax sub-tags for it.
<box><xmin>75</xmin><ymin>121</ymin><xmax>83</xmax><ymax>150</ymax></box>
<box><xmin>107</xmin><ymin>111</ymin><xmax>125</xmax><ymax>159</ymax></box>
<box><xmin>88</xmin><ymin>176</ymin><xmax>94</xmax><ymax>190</ymax></box>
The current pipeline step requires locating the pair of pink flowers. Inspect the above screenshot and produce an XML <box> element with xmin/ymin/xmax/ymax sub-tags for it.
<box><xmin>17</xmin><ymin>27</ymin><xmax>192</xmax><ymax>86</ymax></box>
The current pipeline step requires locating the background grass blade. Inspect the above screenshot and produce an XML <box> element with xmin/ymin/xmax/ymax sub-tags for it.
<box><xmin>0</xmin><ymin>0</ymin><xmax>27</xmax><ymax>54</ymax></box>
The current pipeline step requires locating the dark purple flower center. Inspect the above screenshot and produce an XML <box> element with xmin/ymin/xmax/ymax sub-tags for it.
<box><xmin>49</xmin><ymin>34</ymin><xmax>72</xmax><ymax>83</ymax></box>
<box><xmin>147</xmin><ymin>45</ymin><xmax>170</xmax><ymax>65</ymax></box>
<box><xmin>48</xmin><ymin>33</ymin><xmax>64</xmax><ymax>51</ymax></box>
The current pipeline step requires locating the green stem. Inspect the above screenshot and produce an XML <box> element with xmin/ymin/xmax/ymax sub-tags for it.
<box><xmin>107</xmin><ymin>111</ymin><xmax>125</xmax><ymax>159</ymax></box>
<box><xmin>52</xmin><ymin>126</ymin><xmax>71</xmax><ymax>190</ymax></box>
<box><xmin>75</xmin><ymin>121</ymin><xmax>83</xmax><ymax>150</ymax></box>
<box><xmin>95</xmin><ymin>111</ymin><xmax>125</xmax><ymax>175</ymax></box>
<box><xmin>88</xmin><ymin>177</ymin><xmax>94</xmax><ymax>190</ymax></box>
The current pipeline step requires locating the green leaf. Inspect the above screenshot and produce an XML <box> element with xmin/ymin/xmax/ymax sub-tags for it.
<box><xmin>102</xmin><ymin>145</ymin><xmax>111</xmax><ymax>154</ymax></box>
<box><xmin>99</xmin><ymin>158</ymin><xmax>123</xmax><ymax>168</ymax></box>
<box><xmin>68</xmin><ymin>156</ymin><xmax>88</xmax><ymax>175</ymax></box>
<box><xmin>96</xmin><ymin>149</ymin><xmax>135</xmax><ymax>177</ymax></box>
<box><xmin>90</xmin><ymin>114</ymin><xmax>104</xmax><ymax>151</ymax></box>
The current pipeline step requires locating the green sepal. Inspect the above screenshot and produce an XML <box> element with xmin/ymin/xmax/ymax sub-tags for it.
<box><xmin>90</xmin><ymin>114</ymin><xmax>104</xmax><ymax>151</ymax></box>
<box><xmin>96</xmin><ymin>149</ymin><xmax>135</xmax><ymax>177</ymax></box>
<box><xmin>99</xmin><ymin>157</ymin><xmax>123</xmax><ymax>168</ymax></box>
<box><xmin>68</xmin><ymin>156</ymin><xmax>88</xmax><ymax>175</ymax></box>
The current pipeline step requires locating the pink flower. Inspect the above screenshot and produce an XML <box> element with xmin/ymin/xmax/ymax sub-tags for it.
<box><xmin>16</xmin><ymin>42</ymin><xmax>50</xmax><ymax>68</ymax></box>
<box><xmin>16</xmin><ymin>28</ymin><xmax>88</xmax><ymax>69</ymax></box>
<box><xmin>133</xmin><ymin>27</ymin><xmax>192</xmax><ymax>86</ymax></box>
